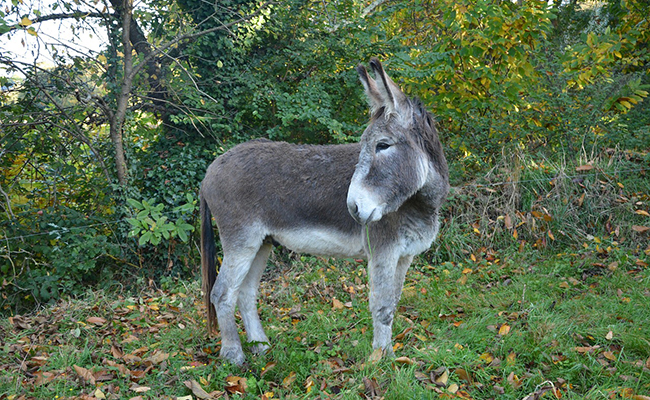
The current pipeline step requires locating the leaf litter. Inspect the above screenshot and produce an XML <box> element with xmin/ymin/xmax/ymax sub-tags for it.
<box><xmin>1</xmin><ymin>246</ymin><xmax>649</xmax><ymax>399</ymax></box>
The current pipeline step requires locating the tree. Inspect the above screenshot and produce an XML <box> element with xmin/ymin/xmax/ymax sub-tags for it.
<box><xmin>1</xmin><ymin>0</ymin><xmax>273</xmax><ymax>186</ymax></box>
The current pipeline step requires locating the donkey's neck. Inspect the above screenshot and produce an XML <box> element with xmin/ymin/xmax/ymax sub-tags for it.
<box><xmin>411</xmin><ymin>169</ymin><xmax>449</xmax><ymax>214</ymax></box>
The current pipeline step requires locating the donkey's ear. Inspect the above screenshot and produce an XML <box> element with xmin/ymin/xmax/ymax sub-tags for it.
<box><xmin>368</xmin><ymin>58</ymin><xmax>409</xmax><ymax>118</ymax></box>
<box><xmin>357</xmin><ymin>64</ymin><xmax>383</xmax><ymax>115</ymax></box>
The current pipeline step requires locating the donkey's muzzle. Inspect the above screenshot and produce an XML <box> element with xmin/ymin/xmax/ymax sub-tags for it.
<box><xmin>347</xmin><ymin>195</ymin><xmax>384</xmax><ymax>225</ymax></box>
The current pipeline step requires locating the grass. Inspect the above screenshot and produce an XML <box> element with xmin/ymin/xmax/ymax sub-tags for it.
<box><xmin>1</xmin><ymin>244</ymin><xmax>648</xmax><ymax>399</ymax></box>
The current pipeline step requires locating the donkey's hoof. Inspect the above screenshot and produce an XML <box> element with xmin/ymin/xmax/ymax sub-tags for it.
<box><xmin>251</xmin><ymin>342</ymin><xmax>270</xmax><ymax>355</ymax></box>
<box><xmin>220</xmin><ymin>346</ymin><xmax>246</xmax><ymax>366</ymax></box>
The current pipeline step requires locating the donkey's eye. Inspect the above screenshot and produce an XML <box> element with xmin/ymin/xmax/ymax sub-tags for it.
<box><xmin>375</xmin><ymin>142</ymin><xmax>391</xmax><ymax>153</ymax></box>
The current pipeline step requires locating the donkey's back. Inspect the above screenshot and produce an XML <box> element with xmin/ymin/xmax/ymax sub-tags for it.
<box><xmin>202</xmin><ymin>139</ymin><xmax>364</xmax><ymax>257</ymax></box>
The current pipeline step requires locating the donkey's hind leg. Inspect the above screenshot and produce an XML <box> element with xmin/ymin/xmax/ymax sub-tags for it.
<box><xmin>211</xmin><ymin>245</ymin><xmax>261</xmax><ymax>366</ymax></box>
<box><xmin>237</xmin><ymin>242</ymin><xmax>272</xmax><ymax>355</ymax></box>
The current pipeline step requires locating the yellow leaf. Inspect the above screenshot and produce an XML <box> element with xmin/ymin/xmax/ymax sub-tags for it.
<box><xmin>447</xmin><ymin>383</ymin><xmax>459</xmax><ymax>393</ymax></box>
<box><xmin>498</xmin><ymin>324</ymin><xmax>511</xmax><ymax>336</ymax></box>
<box><xmin>479</xmin><ymin>352</ymin><xmax>494</xmax><ymax>364</ymax></box>
<box><xmin>513</xmin><ymin>229</ymin><xmax>518</xmax><ymax>239</ymax></box>
<box><xmin>435</xmin><ymin>369</ymin><xmax>449</xmax><ymax>386</ymax></box>
<box><xmin>98</xmin><ymin>54</ymin><xmax>107</xmax><ymax>64</ymax></box>
<box><xmin>635</xmin><ymin>210</ymin><xmax>650</xmax><ymax>217</ymax></box>
<box><xmin>394</xmin><ymin>356</ymin><xmax>415</xmax><ymax>365</ymax></box>
<box><xmin>606</xmin><ymin>330</ymin><xmax>613</xmax><ymax>340</ymax></box>
<box><xmin>548</xmin><ymin>230</ymin><xmax>555</xmax><ymax>240</ymax></box>
<box><xmin>332</xmin><ymin>298</ymin><xmax>344</xmax><ymax>310</ymax></box>
<box><xmin>20</xmin><ymin>17</ymin><xmax>33</xmax><ymax>26</ymax></box>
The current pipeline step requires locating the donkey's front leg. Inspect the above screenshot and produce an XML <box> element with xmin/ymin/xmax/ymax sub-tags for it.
<box><xmin>367</xmin><ymin>254</ymin><xmax>400</xmax><ymax>355</ymax></box>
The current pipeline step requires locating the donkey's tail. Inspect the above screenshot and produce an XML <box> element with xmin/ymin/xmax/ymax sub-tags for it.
<box><xmin>200</xmin><ymin>194</ymin><xmax>218</xmax><ymax>336</ymax></box>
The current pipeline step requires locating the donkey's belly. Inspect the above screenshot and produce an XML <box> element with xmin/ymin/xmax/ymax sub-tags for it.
<box><xmin>272</xmin><ymin>228</ymin><xmax>365</xmax><ymax>259</ymax></box>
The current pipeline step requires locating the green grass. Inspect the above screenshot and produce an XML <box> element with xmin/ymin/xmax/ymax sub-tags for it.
<box><xmin>1</xmin><ymin>246</ymin><xmax>648</xmax><ymax>399</ymax></box>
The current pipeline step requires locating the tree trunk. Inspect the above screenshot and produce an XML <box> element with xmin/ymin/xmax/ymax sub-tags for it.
<box><xmin>110</xmin><ymin>0</ymin><xmax>134</xmax><ymax>187</ymax></box>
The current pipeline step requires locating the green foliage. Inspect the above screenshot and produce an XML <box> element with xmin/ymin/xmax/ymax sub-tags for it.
<box><xmin>172</xmin><ymin>0</ymin><xmax>391</xmax><ymax>144</ymax></box>
<box><xmin>126</xmin><ymin>195</ymin><xmax>195</xmax><ymax>245</ymax></box>
<box><xmin>389</xmin><ymin>0</ymin><xmax>555</xmax><ymax>121</ymax></box>
<box><xmin>0</xmin><ymin>205</ymin><xmax>121</xmax><ymax>312</ymax></box>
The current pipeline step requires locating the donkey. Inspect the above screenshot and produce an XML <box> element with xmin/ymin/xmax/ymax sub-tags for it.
<box><xmin>200</xmin><ymin>58</ymin><xmax>449</xmax><ymax>365</ymax></box>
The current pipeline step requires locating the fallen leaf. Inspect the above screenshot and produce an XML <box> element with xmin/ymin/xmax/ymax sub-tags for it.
<box><xmin>394</xmin><ymin>327</ymin><xmax>412</xmax><ymax>340</ymax></box>
<box><xmin>448</xmin><ymin>383</ymin><xmax>459</xmax><ymax>393</ymax></box>
<box><xmin>34</xmin><ymin>371</ymin><xmax>57</xmax><ymax>386</ymax></box>
<box><xmin>184</xmin><ymin>379</ymin><xmax>213</xmax><ymax>399</ymax></box>
<box><xmin>146</xmin><ymin>350</ymin><xmax>169</xmax><ymax>364</ymax></box>
<box><xmin>131</xmin><ymin>385</ymin><xmax>151</xmax><ymax>393</ymax></box>
<box><xmin>87</xmin><ymin>316</ymin><xmax>106</xmax><ymax>326</ymax></box>
<box><xmin>505</xmin><ymin>214</ymin><xmax>513</xmax><ymax>229</ymax></box>
<box><xmin>498</xmin><ymin>324</ymin><xmax>511</xmax><ymax>336</ymax></box>
<box><xmin>507</xmin><ymin>372</ymin><xmax>523</xmax><ymax>389</ymax></box>
<box><xmin>568</xmin><ymin>277</ymin><xmax>580</xmax><ymax>286</ymax></box>
<box><xmin>367</xmin><ymin>348</ymin><xmax>383</xmax><ymax>364</ymax></box>
<box><xmin>632</xmin><ymin>225</ymin><xmax>650</xmax><ymax>233</ymax></box>
<box><xmin>261</xmin><ymin>361</ymin><xmax>277</xmax><ymax>377</ymax></box>
<box><xmin>332</xmin><ymin>298</ymin><xmax>344</xmax><ymax>310</ymax></box>
<box><xmin>282</xmin><ymin>372</ymin><xmax>296</xmax><ymax>388</ymax></box>
<box><xmin>394</xmin><ymin>356</ymin><xmax>415</xmax><ymax>365</ymax></box>
<box><xmin>605</xmin><ymin>331</ymin><xmax>613</xmax><ymax>340</ymax></box>
<box><xmin>94</xmin><ymin>388</ymin><xmax>106</xmax><ymax>399</ymax></box>
<box><xmin>635</xmin><ymin>210</ymin><xmax>650</xmax><ymax>217</ymax></box>
<box><xmin>73</xmin><ymin>365</ymin><xmax>96</xmax><ymax>385</ymax></box>
<box><xmin>454</xmin><ymin>368</ymin><xmax>472</xmax><ymax>383</ymax></box>
<box><xmin>435</xmin><ymin>369</ymin><xmax>449</xmax><ymax>387</ymax></box>
<box><xmin>576</xmin><ymin>164</ymin><xmax>594</xmax><ymax>171</ymax></box>
<box><xmin>111</xmin><ymin>345</ymin><xmax>124</xmax><ymax>359</ymax></box>
<box><xmin>479</xmin><ymin>352</ymin><xmax>494</xmax><ymax>364</ymax></box>
<box><xmin>575</xmin><ymin>345</ymin><xmax>600</xmax><ymax>353</ymax></box>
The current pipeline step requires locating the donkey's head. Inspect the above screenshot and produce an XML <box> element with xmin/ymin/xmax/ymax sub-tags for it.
<box><xmin>347</xmin><ymin>58</ymin><xmax>448</xmax><ymax>225</ymax></box>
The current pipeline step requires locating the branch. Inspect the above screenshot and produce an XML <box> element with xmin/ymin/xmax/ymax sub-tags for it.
<box><xmin>0</xmin><ymin>183</ymin><xmax>15</xmax><ymax>219</ymax></box>
<box><xmin>7</xmin><ymin>11</ymin><xmax>109</xmax><ymax>34</ymax></box>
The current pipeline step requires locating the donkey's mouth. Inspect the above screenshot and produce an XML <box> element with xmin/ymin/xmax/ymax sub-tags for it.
<box><xmin>347</xmin><ymin>201</ymin><xmax>385</xmax><ymax>225</ymax></box>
